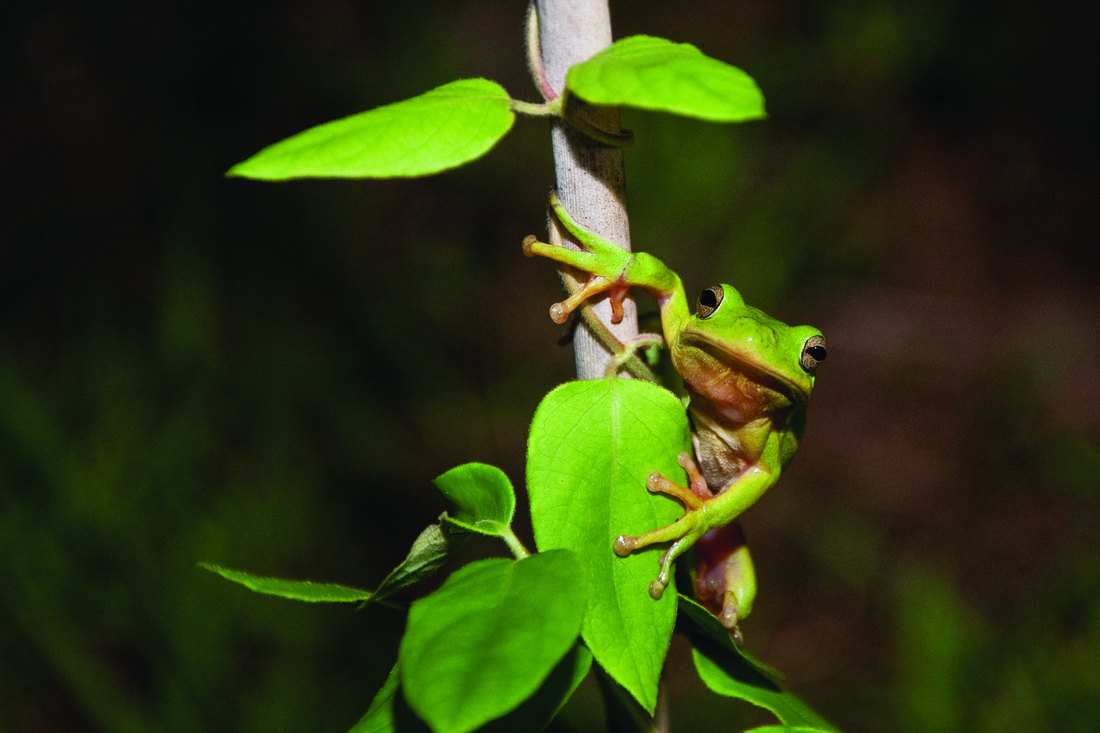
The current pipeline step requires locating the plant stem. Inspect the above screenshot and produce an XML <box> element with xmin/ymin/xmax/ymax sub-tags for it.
<box><xmin>533</xmin><ymin>4</ymin><xmax>668</xmax><ymax>728</ymax></box>
<box><xmin>535</xmin><ymin>0</ymin><xmax>638</xmax><ymax>380</ymax></box>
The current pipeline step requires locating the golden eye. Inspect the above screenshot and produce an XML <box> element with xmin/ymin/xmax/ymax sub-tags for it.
<box><xmin>697</xmin><ymin>286</ymin><xmax>724</xmax><ymax>319</ymax></box>
<box><xmin>800</xmin><ymin>335</ymin><xmax>827</xmax><ymax>371</ymax></box>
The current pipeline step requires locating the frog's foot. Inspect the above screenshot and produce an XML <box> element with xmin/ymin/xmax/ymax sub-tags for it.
<box><xmin>522</xmin><ymin>192</ymin><xmax>636</xmax><ymax>324</ymax></box>
<box><xmin>613</xmin><ymin>452</ymin><xmax>716</xmax><ymax>600</ymax></box>
<box><xmin>694</xmin><ymin>523</ymin><xmax>756</xmax><ymax>636</ymax></box>
<box><xmin>522</xmin><ymin>234</ymin><xmax>631</xmax><ymax>324</ymax></box>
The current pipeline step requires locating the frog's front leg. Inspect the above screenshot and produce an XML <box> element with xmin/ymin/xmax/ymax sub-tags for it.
<box><xmin>613</xmin><ymin>451</ymin><xmax>714</xmax><ymax>600</ymax></box>
<box><xmin>617</xmin><ymin>432</ymin><xmax>782</xmax><ymax>602</ymax></box>
<box><xmin>519</xmin><ymin>238</ymin><xmax>625</xmax><ymax>326</ymax></box>
<box><xmin>522</xmin><ymin>192</ymin><xmax>686</xmax><ymax>327</ymax></box>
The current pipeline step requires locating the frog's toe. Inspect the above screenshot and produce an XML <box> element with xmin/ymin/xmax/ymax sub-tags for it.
<box><xmin>717</xmin><ymin>591</ymin><xmax>740</xmax><ymax>630</ymax></box>
<box><xmin>544</xmin><ymin>274</ymin><xmax>616</xmax><ymax>324</ymax></box>
<box><xmin>549</xmin><ymin>302</ymin><xmax>571</xmax><ymax>325</ymax></box>
<box><xmin>613</xmin><ymin>534</ymin><xmax>637</xmax><ymax>556</ymax></box>
<box><xmin>521</xmin><ymin>234</ymin><xmax>540</xmax><ymax>257</ymax></box>
<box><xmin>646</xmin><ymin>469</ymin><xmax>705</xmax><ymax>509</ymax></box>
<box><xmin>730</xmin><ymin>625</ymin><xmax>744</xmax><ymax>646</ymax></box>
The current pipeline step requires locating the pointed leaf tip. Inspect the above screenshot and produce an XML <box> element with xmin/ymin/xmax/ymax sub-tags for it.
<box><xmin>229</xmin><ymin>78</ymin><xmax>516</xmax><ymax>180</ymax></box>
<box><xmin>199</xmin><ymin>563</ymin><xmax>373</xmax><ymax>602</ymax></box>
<box><xmin>567</xmin><ymin>35</ymin><xmax>766</xmax><ymax>123</ymax></box>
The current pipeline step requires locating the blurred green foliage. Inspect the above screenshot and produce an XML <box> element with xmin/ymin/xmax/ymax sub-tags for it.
<box><xmin>2</xmin><ymin>1</ymin><xmax>1097</xmax><ymax>732</ymax></box>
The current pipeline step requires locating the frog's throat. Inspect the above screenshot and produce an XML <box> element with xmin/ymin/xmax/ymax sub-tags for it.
<box><xmin>678</xmin><ymin>331</ymin><xmax>810</xmax><ymax>404</ymax></box>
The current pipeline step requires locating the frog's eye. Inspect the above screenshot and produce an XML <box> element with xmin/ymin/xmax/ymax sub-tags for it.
<box><xmin>697</xmin><ymin>286</ymin><xmax>724</xmax><ymax>319</ymax></box>
<box><xmin>800</xmin><ymin>335</ymin><xmax>827</xmax><ymax>371</ymax></box>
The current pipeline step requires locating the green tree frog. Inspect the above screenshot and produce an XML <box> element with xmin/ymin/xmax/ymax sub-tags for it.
<box><xmin>523</xmin><ymin>194</ymin><xmax>826</xmax><ymax>633</ymax></box>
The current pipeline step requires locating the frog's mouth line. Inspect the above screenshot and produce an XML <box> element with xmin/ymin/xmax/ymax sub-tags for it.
<box><xmin>680</xmin><ymin>331</ymin><xmax>810</xmax><ymax>405</ymax></box>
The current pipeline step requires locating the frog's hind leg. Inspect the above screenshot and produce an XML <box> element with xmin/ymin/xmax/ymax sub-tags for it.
<box><xmin>694</xmin><ymin>523</ymin><xmax>757</xmax><ymax>633</ymax></box>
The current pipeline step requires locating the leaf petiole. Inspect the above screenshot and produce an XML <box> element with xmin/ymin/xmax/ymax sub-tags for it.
<box><xmin>502</xmin><ymin>527</ymin><xmax>532</xmax><ymax>559</ymax></box>
<box><xmin>509</xmin><ymin>98</ymin><xmax>558</xmax><ymax>116</ymax></box>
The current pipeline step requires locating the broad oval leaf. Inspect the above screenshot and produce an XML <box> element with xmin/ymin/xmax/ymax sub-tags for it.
<box><xmin>228</xmin><ymin>79</ymin><xmax>516</xmax><ymax>180</ymax></box>
<box><xmin>399</xmin><ymin>551</ymin><xmax>587</xmax><ymax>733</ymax></box>
<box><xmin>353</xmin><ymin>647</ymin><xmax>593</xmax><ymax>733</ymax></box>
<box><xmin>434</xmin><ymin>462</ymin><xmax>516</xmax><ymax>536</ymax></box>
<box><xmin>199</xmin><ymin>563</ymin><xmax>372</xmax><ymax>602</ymax></box>
<box><xmin>476</xmin><ymin>642</ymin><xmax>592</xmax><ymax>733</ymax></box>
<box><xmin>527</xmin><ymin>379</ymin><xmax>691</xmax><ymax>713</ymax></box>
<box><xmin>567</xmin><ymin>35</ymin><xmax>765</xmax><ymax>122</ymax></box>
<box><xmin>352</xmin><ymin>647</ymin><xmax>594</xmax><ymax>730</ymax></box>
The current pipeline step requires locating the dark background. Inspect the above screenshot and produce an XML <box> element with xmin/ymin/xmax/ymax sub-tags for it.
<box><xmin>2</xmin><ymin>1</ymin><xmax>1098</xmax><ymax>731</ymax></box>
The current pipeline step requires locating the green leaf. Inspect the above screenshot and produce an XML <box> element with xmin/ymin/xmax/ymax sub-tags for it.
<box><xmin>677</xmin><ymin>595</ymin><xmax>784</xmax><ymax>680</ymax></box>
<box><xmin>203</xmin><ymin>522</ymin><xmax>466</xmax><ymax>608</ymax></box>
<box><xmin>527</xmin><ymin>379</ymin><xmax>691</xmax><ymax>713</ymax></box>
<box><xmin>353</xmin><ymin>646</ymin><xmax>591</xmax><ymax>733</ymax></box>
<box><xmin>679</xmin><ymin>596</ymin><xmax>840</xmax><ymax>731</ymax></box>
<box><xmin>399</xmin><ymin>551</ymin><xmax>587</xmax><ymax>733</ymax></box>
<box><xmin>477</xmin><ymin>643</ymin><xmax>592</xmax><ymax>733</ymax></box>
<box><xmin>350</xmin><ymin>665</ymin><xmax>416</xmax><ymax>733</ymax></box>
<box><xmin>743</xmin><ymin>721</ymin><xmax>836</xmax><ymax>726</ymax></box>
<box><xmin>692</xmin><ymin>650</ymin><xmax>839</xmax><ymax>731</ymax></box>
<box><xmin>566</xmin><ymin>35</ymin><xmax>765</xmax><ymax>122</ymax></box>
<box><xmin>594</xmin><ymin>666</ymin><xmax>658</xmax><ymax>733</ymax></box>
<box><xmin>370</xmin><ymin>522</ymin><xmax>468</xmax><ymax>605</ymax></box>
<box><xmin>433</xmin><ymin>462</ymin><xmax>516</xmax><ymax>537</ymax></box>
<box><xmin>228</xmin><ymin>79</ymin><xmax>516</xmax><ymax>180</ymax></box>
<box><xmin>199</xmin><ymin>563</ymin><xmax>372</xmax><ymax>602</ymax></box>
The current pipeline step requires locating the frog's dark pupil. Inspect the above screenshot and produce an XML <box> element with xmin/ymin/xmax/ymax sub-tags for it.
<box><xmin>808</xmin><ymin>345</ymin><xmax>827</xmax><ymax>361</ymax></box>
<box><xmin>699</xmin><ymin>289</ymin><xmax>718</xmax><ymax>309</ymax></box>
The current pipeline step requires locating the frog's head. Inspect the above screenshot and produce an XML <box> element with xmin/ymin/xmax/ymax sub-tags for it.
<box><xmin>672</xmin><ymin>284</ymin><xmax>826</xmax><ymax>421</ymax></box>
